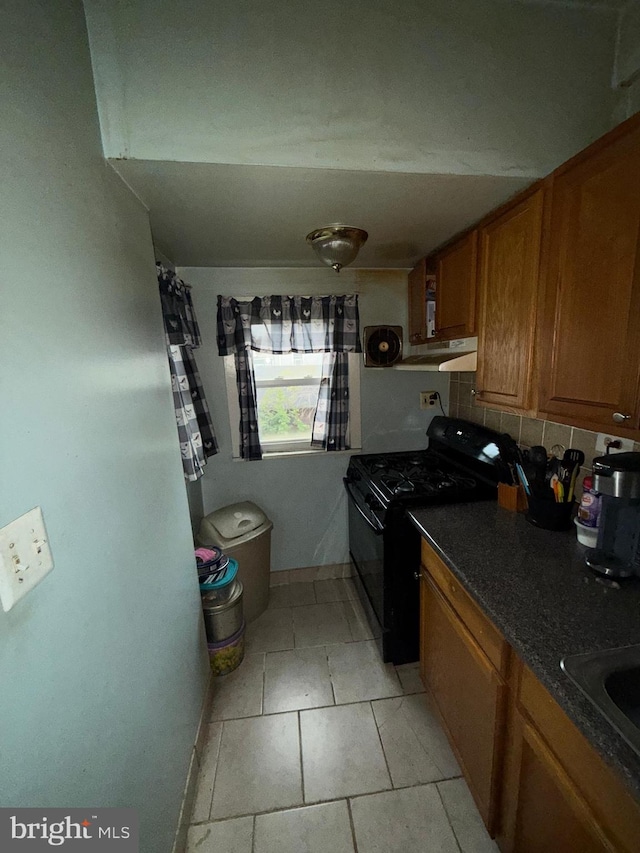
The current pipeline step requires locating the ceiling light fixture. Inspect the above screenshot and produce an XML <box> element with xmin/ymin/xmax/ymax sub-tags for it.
<box><xmin>306</xmin><ymin>224</ymin><xmax>368</xmax><ymax>273</ymax></box>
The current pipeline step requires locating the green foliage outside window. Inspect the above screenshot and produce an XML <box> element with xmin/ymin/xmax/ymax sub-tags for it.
<box><xmin>258</xmin><ymin>387</ymin><xmax>307</xmax><ymax>435</ymax></box>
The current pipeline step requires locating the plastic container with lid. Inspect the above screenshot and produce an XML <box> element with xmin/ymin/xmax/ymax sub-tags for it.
<box><xmin>198</xmin><ymin>501</ymin><xmax>273</xmax><ymax>623</ymax></box>
<box><xmin>198</xmin><ymin>557</ymin><xmax>238</xmax><ymax>596</ymax></box>
<box><xmin>574</xmin><ymin>516</ymin><xmax>599</xmax><ymax>547</ymax></box>
<box><xmin>577</xmin><ymin>475</ymin><xmax>601</xmax><ymax>528</ymax></box>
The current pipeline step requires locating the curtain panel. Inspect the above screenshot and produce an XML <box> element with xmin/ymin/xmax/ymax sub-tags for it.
<box><xmin>157</xmin><ymin>263</ymin><xmax>218</xmax><ymax>480</ymax></box>
<box><xmin>216</xmin><ymin>294</ymin><xmax>361</xmax><ymax>460</ymax></box>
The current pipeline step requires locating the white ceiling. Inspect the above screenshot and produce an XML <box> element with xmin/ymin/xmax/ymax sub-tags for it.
<box><xmin>84</xmin><ymin>0</ymin><xmax>626</xmax><ymax>267</ymax></box>
<box><xmin>112</xmin><ymin>159</ymin><xmax>532</xmax><ymax>268</ymax></box>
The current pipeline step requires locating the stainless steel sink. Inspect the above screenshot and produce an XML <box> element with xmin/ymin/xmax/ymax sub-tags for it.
<box><xmin>561</xmin><ymin>645</ymin><xmax>640</xmax><ymax>758</ymax></box>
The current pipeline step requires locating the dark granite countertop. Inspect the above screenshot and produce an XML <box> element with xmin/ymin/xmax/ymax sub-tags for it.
<box><xmin>408</xmin><ymin>501</ymin><xmax>640</xmax><ymax>799</ymax></box>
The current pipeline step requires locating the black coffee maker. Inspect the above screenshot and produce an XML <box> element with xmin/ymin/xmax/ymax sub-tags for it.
<box><xmin>585</xmin><ymin>452</ymin><xmax>640</xmax><ymax>578</ymax></box>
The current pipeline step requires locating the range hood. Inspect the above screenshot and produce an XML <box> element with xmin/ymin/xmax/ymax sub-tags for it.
<box><xmin>393</xmin><ymin>338</ymin><xmax>477</xmax><ymax>372</ymax></box>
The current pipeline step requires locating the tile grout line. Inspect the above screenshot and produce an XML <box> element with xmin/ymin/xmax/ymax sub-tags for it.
<box><xmin>190</xmin><ymin>779</ymin><xmax>465</xmax><ymax>826</ymax></box>
<box><xmin>206</xmin><ymin>721</ymin><xmax>224</xmax><ymax>822</ymax></box>
<box><xmin>368</xmin><ymin>700</ymin><xmax>395</xmax><ymax>790</ymax></box>
<box><xmin>326</xmin><ymin>644</ymin><xmax>337</xmax><ymax>706</ymax></box>
<box><xmin>297</xmin><ymin>710</ymin><xmax>306</xmax><ymax>805</ymax></box>
<box><xmin>251</xmin><ymin>814</ymin><xmax>257</xmax><ymax>853</ymax></box>
<box><xmin>346</xmin><ymin>798</ymin><xmax>360</xmax><ymax>853</ymax></box>
<box><xmin>434</xmin><ymin>781</ymin><xmax>464</xmax><ymax>853</ymax></box>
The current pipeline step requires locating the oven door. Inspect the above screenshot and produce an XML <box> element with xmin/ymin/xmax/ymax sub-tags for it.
<box><xmin>344</xmin><ymin>479</ymin><xmax>386</xmax><ymax>631</ymax></box>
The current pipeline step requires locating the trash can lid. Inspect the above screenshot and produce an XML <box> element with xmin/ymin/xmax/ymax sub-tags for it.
<box><xmin>200</xmin><ymin>501</ymin><xmax>271</xmax><ymax>543</ymax></box>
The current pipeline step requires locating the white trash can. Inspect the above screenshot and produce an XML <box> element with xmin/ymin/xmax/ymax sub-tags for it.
<box><xmin>197</xmin><ymin>501</ymin><xmax>273</xmax><ymax>623</ymax></box>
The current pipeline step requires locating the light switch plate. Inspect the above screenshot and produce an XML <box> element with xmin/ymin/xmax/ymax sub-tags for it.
<box><xmin>595</xmin><ymin>434</ymin><xmax>635</xmax><ymax>455</ymax></box>
<box><xmin>0</xmin><ymin>507</ymin><xmax>54</xmax><ymax>612</ymax></box>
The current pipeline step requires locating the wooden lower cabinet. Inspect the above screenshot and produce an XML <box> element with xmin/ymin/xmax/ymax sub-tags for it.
<box><xmin>501</xmin><ymin>709</ymin><xmax>611</xmax><ymax>852</ymax></box>
<box><xmin>420</xmin><ymin>570</ymin><xmax>507</xmax><ymax>833</ymax></box>
<box><xmin>498</xmin><ymin>660</ymin><xmax>640</xmax><ymax>853</ymax></box>
<box><xmin>419</xmin><ymin>539</ymin><xmax>640</xmax><ymax>851</ymax></box>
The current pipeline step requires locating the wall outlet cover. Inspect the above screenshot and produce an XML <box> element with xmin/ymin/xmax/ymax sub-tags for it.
<box><xmin>420</xmin><ymin>391</ymin><xmax>438</xmax><ymax>410</ymax></box>
<box><xmin>595</xmin><ymin>433</ymin><xmax>635</xmax><ymax>455</ymax></box>
<box><xmin>0</xmin><ymin>506</ymin><xmax>54</xmax><ymax>612</ymax></box>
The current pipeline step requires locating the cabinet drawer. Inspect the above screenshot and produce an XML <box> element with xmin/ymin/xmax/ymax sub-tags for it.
<box><xmin>421</xmin><ymin>539</ymin><xmax>507</xmax><ymax>674</ymax></box>
<box><xmin>518</xmin><ymin>663</ymin><xmax>640</xmax><ymax>853</ymax></box>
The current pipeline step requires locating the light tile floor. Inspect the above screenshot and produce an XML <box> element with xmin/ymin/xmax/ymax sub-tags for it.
<box><xmin>188</xmin><ymin>579</ymin><xmax>498</xmax><ymax>853</ymax></box>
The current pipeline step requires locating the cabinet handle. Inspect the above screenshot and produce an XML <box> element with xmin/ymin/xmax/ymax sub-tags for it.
<box><xmin>612</xmin><ymin>412</ymin><xmax>632</xmax><ymax>423</ymax></box>
<box><xmin>414</xmin><ymin>571</ymin><xmax>420</xmax><ymax>581</ymax></box>
<box><xmin>471</xmin><ymin>389</ymin><xmax>483</xmax><ymax>399</ymax></box>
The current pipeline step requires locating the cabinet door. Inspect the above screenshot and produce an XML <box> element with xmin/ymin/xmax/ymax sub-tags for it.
<box><xmin>408</xmin><ymin>258</ymin><xmax>428</xmax><ymax>344</ymax></box>
<box><xmin>502</xmin><ymin>711</ymin><xmax>614</xmax><ymax>853</ymax></box>
<box><xmin>420</xmin><ymin>571</ymin><xmax>505</xmax><ymax>833</ymax></box>
<box><xmin>537</xmin><ymin>121</ymin><xmax>640</xmax><ymax>432</ymax></box>
<box><xmin>435</xmin><ymin>231</ymin><xmax>477</xmax><ymax>340</ymax></box>
<box><xmin>476</xmin><ymin>189</ymin><xmax>543</xmax><ymax>412</ymax></box>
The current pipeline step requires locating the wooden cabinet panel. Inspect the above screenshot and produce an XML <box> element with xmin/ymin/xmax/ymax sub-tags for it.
<box><xmin>408</xmin><ymin>258</ymin><xmax>428</xmax><ymax>344</ymax></box>
<box><xmin>537</xmin><ymin>121</ymin><xmax>640</xmax><ymax>432</ymax></box>
<box><xmin>504</xmin><ymin>712</ymin><xmax>612</xmax><ymax>853</ymax></box>
<box><xmin>435</xmin><ymin>231</ymin><xmax>477</xmax><ymax>340</ymax></box>
<box><xmin>514</xmin><ymin>664</ymin><xmax>640</xmax><ymax>853</ymax></box>
<box><xmin>420</xmin><ymin>539</ymin><xmax>507</xmax><ymax>674</ymax></box>
<box><xmin>476</xmin><ymin>189</ymin><xmax>543</xmax><ymax>413</ymax></box>
<box><xmin>421</xmin><ymin>571</ymin><xmax>506</xmax><ymax>832</ymax></box>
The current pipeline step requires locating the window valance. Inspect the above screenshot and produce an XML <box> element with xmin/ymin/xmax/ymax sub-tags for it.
<box><xmin>216</xmin><ymin>294</ymin><xmax>361</xmax><ymax>355</ymax></box>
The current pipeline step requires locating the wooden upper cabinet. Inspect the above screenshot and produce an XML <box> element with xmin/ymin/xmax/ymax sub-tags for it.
<box><xmin>434</xmin><ymin>231</ymin><xmax>477</xmax><ymax>340</ymax></box>
<box><xmin>408</xmin><ymin>257</ymin><xmax>428</xmax><ymax>344</ymax></box>
<box><xmin>536</xmin><ymin>119</ymin><xmax>640</xmax><ymax>433</ymax></box>
<box><xmin>475</xmin><ymin>188</ymin><xmax>544</xmax><ymax>413</ymax></box>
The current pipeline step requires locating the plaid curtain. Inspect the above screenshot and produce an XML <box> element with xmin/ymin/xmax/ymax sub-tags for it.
<box><xmin>311</xmin><ymin>353</ymin><xmax>350</xmax><ymax>451</ymax></box>
<box><xmin>217</xmin><ymin>295</ymin><xmax>361</xmax><ymax>459</ymax></box>
<box><xmin>168</xmin><ymin>346</ymin><xmax>219</xmax><ymax>480</ymax></box>
<box><xmin>235</xmin><ymin>350</ymin><xmax>263</xmax><ymax>461</ymax></box>
<box><xmin>158</xmin><ymin>263</ymin><xmax>201</xmax><ymax>346</ymax></box>
<box><xmin>158</xmin><ymin>263</ymin><xmax>218</xmax><ymax>480</ymax></box>
<box><xmin>217</xmin><ymin>295</ymin><xmax>361</xmax><ymax>355</ymax></box>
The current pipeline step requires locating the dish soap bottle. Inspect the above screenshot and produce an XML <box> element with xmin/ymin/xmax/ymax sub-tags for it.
<box><xmin>577</xmin><ymin>475</ymin><xmax>601</xmax><ymax>528</ymax></box>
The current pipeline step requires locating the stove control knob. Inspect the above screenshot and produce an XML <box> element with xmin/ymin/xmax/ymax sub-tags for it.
<box><xmin>365</xmin><ymin>494</ymin><xmax>381</xmax><ymax>510</ymax></box>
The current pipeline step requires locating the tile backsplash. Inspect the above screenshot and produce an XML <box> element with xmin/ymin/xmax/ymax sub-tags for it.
<box><xmin>448</xmin><ymin>371</ymin><xmax>640</xmax><ymax>497</ymax></box>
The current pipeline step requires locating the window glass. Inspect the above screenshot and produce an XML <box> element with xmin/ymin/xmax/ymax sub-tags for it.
<box><xmin>253</xmin><ymin>352</ymin><xmax>324</xmax><ymax>447</ymax></box>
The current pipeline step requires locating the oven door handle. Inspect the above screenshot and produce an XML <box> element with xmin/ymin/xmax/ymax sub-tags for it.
<box><xmin>343</xmin><ymin>478</ymin><xmax>384</xmax><ymax>536</ymax></box>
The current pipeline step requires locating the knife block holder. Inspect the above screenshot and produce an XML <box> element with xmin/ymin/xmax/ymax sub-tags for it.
<box><xmin>498</xmin><ymin>482</ymin><xmax>528</xmax><ymax>513</ymax></box>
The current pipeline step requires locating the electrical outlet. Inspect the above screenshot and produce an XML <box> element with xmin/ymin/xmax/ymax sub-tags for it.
<box><xmin>0</xmin><ymin>507</ymin><xmax>54</xmax><ymax>612</ymax></box>
<box><xmin>420</xmin><ymin>391</ymin><xmax>438</xmax><ymax>410</ymax></box>
<box><xmin>595</xmin><ymin>433</ymin><xmax>635</xmax><ymax>455</ymax></box>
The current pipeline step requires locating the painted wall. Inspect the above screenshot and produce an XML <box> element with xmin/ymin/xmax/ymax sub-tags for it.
<box><xmin>181</xmin><ymin>268</ymin><xmax>449</xmax><ymax>571</ymax></box>
<box><xmin>0</xmin><ymin>4</ymin><xmax>209</xmax><ymax>851</ymax></box>
<box><xmin>613</xmin><ymin>2</ymin><xmax>640</xmax><ymax>122</ymax></box>
<box><xmin>85</xmin><ymin>0</ymin><xmax>617</xmax><ymax>178</ymax></box>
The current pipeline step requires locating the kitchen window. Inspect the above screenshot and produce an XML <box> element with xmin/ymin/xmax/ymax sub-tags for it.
<box><xmin>218</xmin><ymin>294</ymin><xmax>362</xmax><ymax>460</ymax></box>
<box><xmin>224</xmin><ymin>351</ymin><xmax>361</xmax><ymax>458</ymax></box>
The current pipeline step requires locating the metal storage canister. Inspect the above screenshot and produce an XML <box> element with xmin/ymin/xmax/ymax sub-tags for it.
<box><xmin>201</xmin><ymin>579</ymin><xmax>244</xmax><ymax>643</ymax></box>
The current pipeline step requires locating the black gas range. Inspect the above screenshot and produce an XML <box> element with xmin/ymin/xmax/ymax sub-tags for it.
<box><xmin>344</xmin><ymin>416</ymin><xmax>507</xmax><ymax>664</ymax></box>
